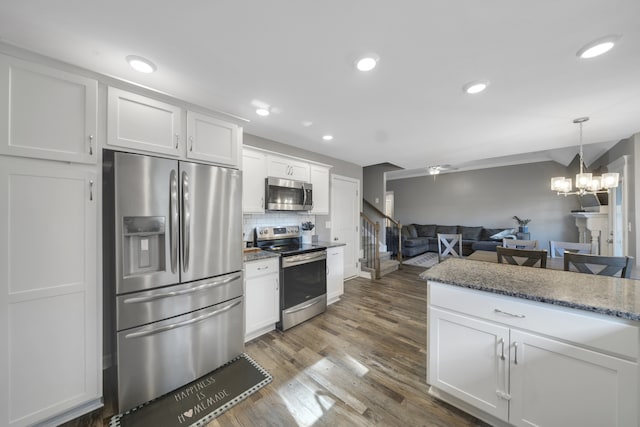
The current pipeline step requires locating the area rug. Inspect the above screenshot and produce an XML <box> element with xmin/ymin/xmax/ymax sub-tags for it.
<box><xmin>403</xmin><ymin>252</ymin><xmax>439</xmax><ymax>268</ymax></box>
<box><xmin>109</xmin><ymin>353</ymin><xmax>271</xmax><ymax>427</ymax></box>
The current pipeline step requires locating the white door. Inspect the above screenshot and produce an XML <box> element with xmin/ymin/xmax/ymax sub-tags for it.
<box><xmin>428</xmin><ymin>307</ymin><xmax>510</xmax><ymax>421</ymax></box>
<box><xmin>509</xmin><ymin>329</ymin><xmax>637</xmax><ymax>427</ymax></box>
<box><xmin>607</xmin><ymin>156</ymin><xmax>628</xmax><ymax>257</ymax></box>
<box><xmin>331</xmin><ymin>175</ymin><xmax>360</xmax><ymax>279</ymax></box>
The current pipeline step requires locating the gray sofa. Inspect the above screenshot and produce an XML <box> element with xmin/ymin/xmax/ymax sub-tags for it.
<box><xmin>401</xmin><ymin>224</ymin><xmax>515</xmax><ymax>257</ymax></box>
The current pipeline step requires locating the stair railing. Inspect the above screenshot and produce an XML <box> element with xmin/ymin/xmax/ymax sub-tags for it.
<box><xmin>362</xmin><ymin>199</ymin><xmax>403</xmax><ymax>266</ymax></box>
<box><xmin>360</xmin><ymin>212</ymin><xmax>381</xmax><ymax>279</ymax></box>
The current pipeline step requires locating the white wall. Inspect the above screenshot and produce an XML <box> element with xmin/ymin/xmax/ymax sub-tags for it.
<box><xmin>386</xmin><ymin>161</ymin><xmax>580</xmax><ymax>251</ymax></box>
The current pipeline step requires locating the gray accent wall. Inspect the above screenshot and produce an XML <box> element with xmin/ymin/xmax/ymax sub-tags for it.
<box><xmin>243</xmin><ymin>133</ymin><xmax>363</xmax><ymax>242</ymax></box>
<box><xmin>386</xmin><ymin>161</ymin><xmax>580</xmax><ymax>252</ymax></box>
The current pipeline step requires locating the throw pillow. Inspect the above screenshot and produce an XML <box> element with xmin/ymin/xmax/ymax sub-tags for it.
<box><xmin>459</xmin><ymin>226</ymin><xmax>483</xmax><ymax>240</ymax></box>
<box><xmin>416</xmin><ymin>224</ymin><xmax>436</xmax><ymax>237</ymax></box>
<box><xmin>402</xmin><ymin>224</ymin><xmax>418</xmax><ymax>238</ymax></box>
<box><xmin>490</xmin><ymin>229</ymin><xmax>516</xmax><ymax>240</ymax></box>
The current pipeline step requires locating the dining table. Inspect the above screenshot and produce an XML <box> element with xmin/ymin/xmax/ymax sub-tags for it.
<box><xmin>466</xmin><ymin>249</ymin><xmax>565</xmax><ymax>270</ymax></box>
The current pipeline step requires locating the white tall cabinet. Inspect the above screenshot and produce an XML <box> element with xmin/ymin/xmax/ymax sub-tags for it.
<box><xmin>0</xmin><ymin>53</ymin><xmax>101</xmax><ymax>426</ymax></box>
<box><xmin>242</xmin><ymin>148</ymin><xmax>267</xmax><ymax>214</ymax></box>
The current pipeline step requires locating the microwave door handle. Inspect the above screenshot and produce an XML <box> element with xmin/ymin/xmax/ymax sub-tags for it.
<box><xmin>302</xmin><ymin>182</ymin><xmax>308</xmax><ymax>208</ymax></box>
<box><xmin>169</xmin><ymin>169</ymin><xmax>178</xmax><ymax>274</ymax></box>
<box><xmin>182</xmin><ymin>170</ymin><xmax>190</xmax><ymax>273</ymax></box>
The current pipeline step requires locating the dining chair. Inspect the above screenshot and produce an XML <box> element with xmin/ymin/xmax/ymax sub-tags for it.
<box><xmin>502</xmin><ymin>238</ymin><xmax>539</xmax><ymax>250</ymax></box>
<box><xmin>564</xmin><ymin>252</ymin><xmax>633</xmax><ymax>278</ymax></box>
<box><xmin>437</xmin><ymin>233</ymin><xmax>463</xmax><ymax>261</ymax></box>
<box><xmin>549</xmin><ymin>241</ymin><xmax>592</xmax><ymax>258</ymax></box>
<box><xmin>497</xmin><ymin>246</ymin><xmax>548</xmax><ymax>268</ymax></box>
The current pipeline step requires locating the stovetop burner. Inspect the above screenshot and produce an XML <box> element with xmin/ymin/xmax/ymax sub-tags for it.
<box><xmin>254</xmin><ymin>225</ymin><xmax>326</xmax><ymax>256</ymax></box>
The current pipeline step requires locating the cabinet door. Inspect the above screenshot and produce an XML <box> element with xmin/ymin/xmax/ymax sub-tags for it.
<box><xmin>244</xmin><ymin>258</ymin><xmax>279</xmax><ymax>341</ymax></box>
<box><xmin>107</xmin><ymin>87</ymin><xmax>182</xmax><ymax>157</ymax></box>
<box><xmin>0</xmin><ymin>54</ymin><xmax>97</xmax><ymax>164</ymax></box>
<box><xmin>0</xmin><ymin>157</ymin><xmax>99</xmax><ymax>426</ymax></box>
<box><xmin>428</xmin><ymin>307</ymin><xmax>510</xmax><ymax>421</ymax></box>
<box><xmin>242</xmin><ymin>148</ymin><xmax>266</xmax><ymax>213</ymax></box>
<box><xmin>326</xmin><ymin>247</ymin><xmax>344</xmax><ymax>304</ymax></box>
<box><xmin>310</xmin><ymin>165</ymin><xmax>330</xmax><ymax>214</ymax></box>
<box><xmin>267</xmin><ymin>155</ymin><xmax>310</xmax><ymax>181</ymax></box>
<box><xmin>186</xmin><ymin>111</ymin><xmax>240</xmax><ymax>167</ymax></box>
<box><xmin>509</xmin><ymin>330</ymin><xmax>638</xmax><ymax>427</ymax></box>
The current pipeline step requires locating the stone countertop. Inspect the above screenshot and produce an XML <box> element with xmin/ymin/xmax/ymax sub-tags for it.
<box><xmin>243</xmin><ymin>250</ymin><xmax>280</xmax><ymax>263</ymax></box>
<box><xmin>420</xmin><ymin>258</ymin><xmax>640</xmax><ymax>321</ymax></box>
<box><xmin>315</xmin><ymin>241</ymin><xmax>346</xmax><ymax>248</ymax></box>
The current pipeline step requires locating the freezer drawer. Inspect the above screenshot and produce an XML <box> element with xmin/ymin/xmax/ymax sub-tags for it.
<box><xmin>117</xmin><ymin>296</ymin><xmax>244</xmax><ymax>411</ymax></box>
<box><xmin>116</xmin><ymin>271</ymin><xmax>243</xmax><ymax>331</ymax></box>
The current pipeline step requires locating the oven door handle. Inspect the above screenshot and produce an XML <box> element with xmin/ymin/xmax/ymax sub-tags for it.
<box><xmin>123</xmin><ymin>299</ymin><xmax>242</xmax><ymax>339</ymax></box>
<box><xmin>284</xmin><ymin>298</ymin><xmax>323</xmax><ymax>314</ymax></box>
<box><xmin>283</xmin><ymin>251</ymin><xmax>326</xmax><ymax>268</ymax></box>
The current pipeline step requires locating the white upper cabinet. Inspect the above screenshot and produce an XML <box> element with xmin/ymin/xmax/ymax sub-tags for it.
<box><xmin>242</xmin><ymin>148</ymin><xmax>266</xmax><ymax>213</ymax></box>
<box><xmin>107</xmin><ymin>87</ymin><xmax>182</xmax><ymax>157</ymax></box>
<box><xmin>310</xmin><ymin>165</ymin><xmax>330</xmax><ymax>214</ymax></box>
<box><xmin>186</xmin><ymin>111</ymin><xmax>240</xmax><ymax>167</ymax></box>
<box><xmin>267</xmin><ymin>155</ymin><xmax>310</xmax><ymax>181</ymax></box>
<box><xmin>0</xmin><ymin>54</ymin><xmax>98</xmax><ymax>164</ymax></box>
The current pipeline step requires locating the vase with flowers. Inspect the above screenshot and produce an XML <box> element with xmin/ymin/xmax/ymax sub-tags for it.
<box><xmin>301</xmin><ymin>221</ymin><xmax>315</xmax><ymax>244</ymax></box>
<box><xmin>512</xmin><ymin>216</ymin><xmax>531</xmax><ymax>233</ymax></box>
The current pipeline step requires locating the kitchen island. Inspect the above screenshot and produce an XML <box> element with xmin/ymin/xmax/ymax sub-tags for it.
<box><xmin>421</xmin><ymin>258</ymin><xmax>639</xmax><ymax>427</ymax></box>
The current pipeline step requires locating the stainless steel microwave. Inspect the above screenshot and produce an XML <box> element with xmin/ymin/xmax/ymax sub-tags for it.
<box><xmin>265</xmin><ymin>177</ymin><xmax>313</xmax><ymax>211</ymax></box>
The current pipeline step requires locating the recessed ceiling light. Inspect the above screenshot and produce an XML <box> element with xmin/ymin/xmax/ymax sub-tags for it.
<box><xmin>256</xmin><ymin>108</ymin><xmax>270</xmax><ymax>116</ymax></box>
<box><xmin>126</xmin><ymin>55</ymin><xmax>157</xmax><ymax>73</ymax></box>
<box><xmin>322</xmin><ymin>135</ymin><xmax>334</xmax><ymax>141</ymax></box>
<box><xmin>577</xmin><ymin>35</ymin><xmax>621</xmax><ymax>59</ymax></box>
<box><xmin>462</xmin><ymin>80</ymin><xmax>489</xmax><ymax>94</ymax></box>
<box><xmin>355</xmin><ymin>55</ymin><xmax>379</xmax><ymax>72</ymax></box>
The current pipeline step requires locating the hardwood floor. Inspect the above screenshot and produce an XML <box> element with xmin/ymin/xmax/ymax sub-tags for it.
<box><xmin>65</xmin><ymin>265</ymin><xmax>487</xmax><ymax>426</ymax></box>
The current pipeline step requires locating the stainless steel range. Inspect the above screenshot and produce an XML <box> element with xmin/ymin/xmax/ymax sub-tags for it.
<box><xmin>255</xmin><ymin>226</ymin><xmax>327</xmax><ymax>330</ymax></box>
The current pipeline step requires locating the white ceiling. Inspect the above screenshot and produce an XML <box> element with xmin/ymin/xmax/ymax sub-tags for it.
<box><xmin>1</xmin><ymin>1</ymin><xmax>639</xmax><ymax>172</ymax></box>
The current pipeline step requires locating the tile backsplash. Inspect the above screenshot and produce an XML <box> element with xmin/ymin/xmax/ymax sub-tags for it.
<box><xmin>243</xmin><ymin>213</ymin><xmax>316</xmax><ymax>245</ymax></box>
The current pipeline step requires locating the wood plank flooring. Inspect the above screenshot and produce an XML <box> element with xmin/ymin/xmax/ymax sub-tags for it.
<box><xmin>64</xmin><ymin>265</ymin><xmax>487</xmax><ymax>426</ymax></box>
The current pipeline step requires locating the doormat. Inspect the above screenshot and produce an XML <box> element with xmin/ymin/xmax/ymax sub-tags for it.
<box><xmin>403</xmin><ymin>252</ymin><xmax>439</xmax><ymax>268</ymax></box>
<box><xmin>109</xmin><ymin>353</ymin><xmax>271</xmax><ymax>427</ymax></box>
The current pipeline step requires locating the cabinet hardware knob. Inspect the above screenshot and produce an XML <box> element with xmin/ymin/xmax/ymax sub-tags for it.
<box><xmin>88</xmin><ymin>134</ymin><xmax>94</xmax><ymax>155</ymax></box>
<box><xmin>514</xmin><ymin>342</ymin><xmax>519</xmax><ymax>365</ymax></box>
<box><xmin>189</xmin><ymin>136</ymin><xmax>194</xmax><ymax>151</ymax></box>
<box><xmin>498</xmin><ymin>338</ymin><xmax>505</xmax><ymax>360</ymax></box>
<box><xmin>89</xmin><ymin>180</ymin><xmax>94</xmax><ymax>201</ymax></box>
<box><xmin>175</xmin><ymin>133</ymin><xmax>179</xmax><ymax>149</ymax></box>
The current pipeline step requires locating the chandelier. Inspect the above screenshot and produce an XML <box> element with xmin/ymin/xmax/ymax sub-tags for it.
<box><xmin>550</xmin><ymin>117</ymin><xmax>618</xmax><ymax>196</ymax></box>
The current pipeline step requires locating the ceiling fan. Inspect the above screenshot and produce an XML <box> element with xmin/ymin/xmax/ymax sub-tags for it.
<box><xmin>427</xmin><ymin>164</ymin><xmax>457</xmax><ymax>175</ymax></box>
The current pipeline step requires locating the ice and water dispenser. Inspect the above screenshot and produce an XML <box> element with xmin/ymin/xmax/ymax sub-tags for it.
<box><xmin>122</xmin><ymin>216</ymin><xmax>166</xmax><ymax>277</ymax></box>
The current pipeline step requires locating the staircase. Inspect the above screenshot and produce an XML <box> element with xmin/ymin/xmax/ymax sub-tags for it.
<box><xmin>360</xmin><ymin>201</ymin><xmax>403</xmax><ymax>280</ymax></box>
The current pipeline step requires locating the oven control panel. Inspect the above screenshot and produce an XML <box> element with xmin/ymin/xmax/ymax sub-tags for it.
<box><xmin>255</xmin><ymin>225</ymin><xmax>300</xmax><ymax>240</ymax></box>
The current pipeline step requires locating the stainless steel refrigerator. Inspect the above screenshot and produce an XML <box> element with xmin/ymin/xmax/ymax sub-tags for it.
<box><xmin>103</xmin><ymin>150</ymin><xmax>244</xmax><ymax>411</ymax></box>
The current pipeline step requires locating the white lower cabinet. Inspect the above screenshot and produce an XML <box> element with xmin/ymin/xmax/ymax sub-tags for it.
<box><xmin>326</xmin><ymin>246</ymin><xmax>344</xmax><ymax>304</ymax></box>
<box><xmin>0</xmin><ymin>156</ymin><xmax>100</xmax><ymax>427</ymax></box>
<box><xmin>428</xmin><ymin>282</ymin><xmax>638</xmax><ymax>427</ymax></box>
<box><xmin>244</xmin><ymin>257</ymin><xmax>279</xmax><ymax>341</ymax></box>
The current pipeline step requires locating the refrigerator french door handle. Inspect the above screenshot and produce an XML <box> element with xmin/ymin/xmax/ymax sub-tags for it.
<box><xmin>182</xmin><ymin>170</ymin><xmax>190</xmax><ymax>273</ymax></box>
<box><xmin>123</xmin><ymin>299</ymin><xmax>242</xmax><ymax>339</ymax></box>
<box><xmin>170</xmin><ymin>169</ymin><xmax>178</xmax><ymax>274</ymax></box>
